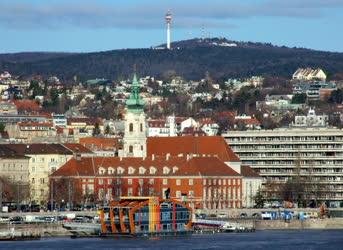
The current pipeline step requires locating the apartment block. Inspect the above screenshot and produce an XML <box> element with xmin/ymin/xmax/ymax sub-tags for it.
<box><xmin>223</xmin><ymin>127</ymin><xmax>343</xmax><ymax>206</ymax></box>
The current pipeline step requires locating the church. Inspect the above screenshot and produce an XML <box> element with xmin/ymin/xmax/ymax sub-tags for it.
<box><xmin>119</xmin><ymin>72</ymin><xmax>147</xmax><ymax>157</ymax></box>
<box><xmin>51</xmin><ymin>73</ymin><xmax>262</xmax><ymax>209</ymax></box>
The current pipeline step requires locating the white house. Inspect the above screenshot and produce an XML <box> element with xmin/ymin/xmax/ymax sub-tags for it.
<box><xmin>292</xmin><ymin>68</ymin><xmax>327</xmax><ymax>82</ymax></box>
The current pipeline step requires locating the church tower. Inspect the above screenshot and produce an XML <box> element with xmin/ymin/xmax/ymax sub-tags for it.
<box><xmin>122</xmin><ymin>72</ymin><xmax>147</xmax><ymax>157</ymax></box>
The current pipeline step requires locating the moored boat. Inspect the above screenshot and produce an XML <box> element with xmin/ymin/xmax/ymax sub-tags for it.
<box><xmin>63</xmin><ymin>196</ymin><xmax>193</xmax><ymax>238</ymax></box>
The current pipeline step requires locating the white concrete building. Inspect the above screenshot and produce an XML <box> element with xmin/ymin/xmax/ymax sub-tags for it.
<box><xmin>148</xmin><ymin>115</ymin><xmax>177</xmax><ymax>137</ymax></box>
<box><xmin>223</xmin><ymin>127</ymin><xmax>343</xmax><ymax>206</ymax></box>
<box><xmin>292</xmin><ymin>108</ymin><xmax>328</xmax><ymax>127</ymax></box>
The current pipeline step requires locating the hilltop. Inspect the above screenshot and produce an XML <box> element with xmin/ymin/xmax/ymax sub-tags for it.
<box><xmin>1</xmin><ymin>38</ymin><xmax>343</xmax><ymax>81</ymax></box>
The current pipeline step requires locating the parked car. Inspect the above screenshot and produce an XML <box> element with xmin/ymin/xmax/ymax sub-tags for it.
<box><xmin>252</xmin><ymin>213</ymin><xmax>262</xmax><ymax>219</ymax></box>
<box><xmin>0</xmin><ymin>216</ymin><xmax>9</xmax><ymax>223</ymax></box>
<box><xmin>240</xmin><ymin>213</ymin><xmax>248</xmax><ymax>218</ymax></box>
<box><xmin>9</xmin><ymin>216</ymin><xmax>24</xmax><ymax>224</ymax></box>
<box><xmin>261</xmin><ymin>212</ymin><xmax>273</xmax><ymax>220</ymax></box>
<box><xmin>217</xmin><ymin>213</ymin><xmax>227</xmax><ymax>218</ymax></box>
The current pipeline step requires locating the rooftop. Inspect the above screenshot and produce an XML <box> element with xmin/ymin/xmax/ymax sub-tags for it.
<box><xmin>147</xmin><ymin>136</ymin><xmax>240</xmax><ymax>162</ymax></box>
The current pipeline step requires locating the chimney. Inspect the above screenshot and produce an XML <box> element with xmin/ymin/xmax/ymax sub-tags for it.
<box><xmin>152</xmin><ymin>154</ymin><xmax>155</xmax><ymax>161</ymax></box>
<box><xmin>74</xmin><ymin>149</ymin><xmax>81</xmax><ymax>161</ymax></box>
<box><xmin>166</xmin><ymin>153</ymin><xmax>170</xmax><ymax>161</ymax></box>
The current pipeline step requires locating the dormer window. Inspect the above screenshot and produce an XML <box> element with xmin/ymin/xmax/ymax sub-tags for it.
<box><xmin>172</xmin><ymin>166</ymin><xmax>179</xmax><ymax>173</ymax></box>
<box><xmin>99</xmin><ymin>167</ymin><xmax>105</xmax><ymax>175</ymax></box>
<box><xmin>117</xmin><ymin>166</ymin><xmax>124</xmax><ymax>175</ymax></box>
<box><xmin>108</xmin><ymin>167</ymin><xmax>115</xmax><ymax>175</ymax></box>
<box><xmin>149</xmin><ymin>166</ymin><xmax>157</xmax><ymax>174</ymax></box>
<box><xmin>128</xmin><ymin>167</ymin><xmax>135</xmax><ymax>175</ymax></box>
<box><xmin>163</xmin><ymin>166</ymin><xmax>170</xmax><ymax>175</ymax></box>
<box><xmin>139</xmin><ymin>167</ymin><xmax>146</xmax><ymax>174</ymax></box>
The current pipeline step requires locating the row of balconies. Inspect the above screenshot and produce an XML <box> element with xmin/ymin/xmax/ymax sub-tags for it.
<box><xmin>238</xmin><ymin>155</ymin><xmax>343</xmax><ymax>160</ymax></box>
<box><xmin>243</xmin><ymin>161</ymin><xmax>343</xmax><ymax>166</ymax></box>
<box><xmin>232</xmin><ymin>147</ymin><xmax>343</xmax><ymax>153</ymax></box>
<box><xmin>259</xmin><ymin>171</ymin><xmax>343</xmax><ymax>176</ymax></box>
<box><xmin>228</xmin><ymin>140</ymin><xmax>343</xmax><ymax>145</ymax></box>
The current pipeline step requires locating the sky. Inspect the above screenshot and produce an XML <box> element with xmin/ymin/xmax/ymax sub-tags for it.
<box><xmin>0</xmin><ymin>0</ymin><xmax>342</xmax><ymax>53</ymax></box>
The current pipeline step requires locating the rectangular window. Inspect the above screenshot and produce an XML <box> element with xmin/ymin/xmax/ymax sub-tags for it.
<box><xmin>163</xmin><ymin>179</ymin><xmax>168</xmax><ymax>185</ymax></box>
<box><xmin>128</xmin><ymin>188</ymin><xmax>133</xmax><ymax>196</ymax></box>
<box><xmin>188</xmin><ymin>179</ymin><xmax>193</xmax><ymax>186</ymax></box>
<box><xmin>176</xmin><ymin>191</ymin><xmax>181</xmax><ymax>198</ymax></box>
<box><xmin>98</xmin><ymin>188</ymin><xmax>104</xmax><ymax>200</ymax></box>
<box><xmin>176</xmin><ymin>179</ymin><xmax>181</xmax><ymax>186</ymax></box>
<box><xmin>98</xmin><ymin>179</ymin><xmax>104</xmax><ymax>185</ymax></box>
<box><xmin>149</xmin><ymin>178</ymin><xmax>154</xmax><ymax>185</ymax></box>
<box><xmin>139</xmin><ymin>179</ymin><xmax>143</xmax><ymax>185</ymax></box>
<box><xmin>203</xmin><ymin>179</ymin><xmax>206</xmax><ymax>185</ymax></box>
<box><xmin>128</xmin><ymin>179</ymin><xmax>132</xmax><ymax>185</ymax></box>
<box><xmin>223</xmin><ymin>179</ymin><xmax>226</xmax><ymax>185</ymax></box>
<box><xmin>108</xmin><ymin>179</ymin><xmax>112</xmax><ymax>185</ymax></box>
<box><xmin>189</xmin><ymin>190</ymin><xmax>194</xmax><ymax>197</ymax></box>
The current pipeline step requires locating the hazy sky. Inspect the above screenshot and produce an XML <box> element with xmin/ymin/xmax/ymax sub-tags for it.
<box><xmin>0</xmin><ymin>0</ymin><xmax>342</xmax><ymax>53</ymax></box>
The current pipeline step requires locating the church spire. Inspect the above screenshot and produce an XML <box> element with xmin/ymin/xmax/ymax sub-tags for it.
<box><xmin>126</xmin><ymin>70</ymin><xmax>145</xmax><ymax>113</ymax></box>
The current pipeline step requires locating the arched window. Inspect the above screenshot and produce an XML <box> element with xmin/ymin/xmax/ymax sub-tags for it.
<box><xmin>129</xmin><ymin>123</ymin><xmax>133</xmax><ymax>132</ymax></box>
<box><xmin>129</xmin><ymin>145</ymin><xmax>133</xmax><ymax>153</ymax></box>
<box><xmin>140</xmin><ymin>123</ymin><xmax>143</xmax><ymax>132</ymax></box>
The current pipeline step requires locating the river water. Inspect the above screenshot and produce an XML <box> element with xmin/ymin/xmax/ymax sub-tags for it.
<box><xmin>0</xmin><ymin>230</ymin><xmax>342</xmax><ymax>250</ymax></box>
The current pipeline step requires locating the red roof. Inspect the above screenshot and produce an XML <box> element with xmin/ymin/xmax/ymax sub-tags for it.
<box><xmin>79</xmin><ymin>137</ymin><xmax>119</xmax><ymax>151</ymax></box>
<box><xmin>148</xmin><ymin>120</ymin><xmax>166</xmax><ymax>127</ymax></box>
<box><xmin>18</xmin><ymin>122</ymin><xmax>53</xmax><ymax>127</ymax></box>
<box><xmin>235</xmin><ymin>117</ymin><xmax>261</xmax><ymax>126</ymax></box>
<box><xmin>67</xmin><ymin>117</ymin><xmax>103</xmax><ymax>126</ymax></box>
<box><xmin>51</xmin><ymin>156</ymin><xmax>239</xmax><ymax>178</ymax></box>
<box><xmin>199</xmin><ymin>118</ymin><xmax>216</xmax><ymax>126</ymax></box>
<box><xmin>181</xmin><ymin>127</ymin><xmax>206</xmax><ymax>136</ymax></box>
<box><xmin>173</xmin><ymin>157</ymin><xmax>240</xmax><ymax>176</ymax></box>
<box><xmin>147</xmin><ymin>136</ymin><xmax>240</xmax><ymax>162</ymax></box>
<box><xmin>14</xmin><ymin>100</ymin><xmax>41</xmax><ymax>113</ymax></box>
<box><xmin>51</xmin><ymin>156</ymin><xmax>186</xmax><ymax>177</ymax></box>
<box><xmin>214</xmin><ymin>111</ymin><xmax>236</xmax><ymax>120</ymax></box>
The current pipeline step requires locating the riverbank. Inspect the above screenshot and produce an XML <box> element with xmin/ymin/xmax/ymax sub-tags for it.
<box><xmin>1</xmin><ymin>218</ymin><xmax>343</xmax><ymax>240</ymax></box>
<box><xmin>0</xmin><ymin>223</ymin><xmax>72</xmax><ymax>238</ymax></box>
<box><xmin>255</xmin><ymin>218</ymin><xmax>343</xmax><ymax>230</ymax></box>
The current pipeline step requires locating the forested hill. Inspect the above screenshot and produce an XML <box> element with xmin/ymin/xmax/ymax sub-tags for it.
<box><xmin>1</xmin><ymin>38</ymin><xmax>343</xmax><ymax>81</ymax></box>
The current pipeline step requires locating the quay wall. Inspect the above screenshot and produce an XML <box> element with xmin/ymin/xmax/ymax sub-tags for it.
<box><xmin>1</xmin><ymin>219</ymin><xmax>343</xmax><ymax>237</ymax></box>
<box><xmin>255</xmin><ymin>218</ymin><xmax>343</xmax><ymax>230</ymax></box>
<box><xmin>0</xmin><ymin>223</ymin><xmax>72</xmax><ymax>237</ymax></box>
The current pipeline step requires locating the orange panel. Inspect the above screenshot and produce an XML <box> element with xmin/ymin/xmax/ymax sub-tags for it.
<box><xmin>109</xmin><ymin>207</ymin><xmax>117</xmax><ymax>233</ymax></box>
<box><xmin>99</xmin><ymin>210</ymin><xmax>107</xmax><ymax>234</ymax></box>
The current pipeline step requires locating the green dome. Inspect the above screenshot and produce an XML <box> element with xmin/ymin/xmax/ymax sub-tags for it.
<box><xmin>126</xmin><ymin>73</ymin><xmax>145</xmax><ymax>113</ymax></box>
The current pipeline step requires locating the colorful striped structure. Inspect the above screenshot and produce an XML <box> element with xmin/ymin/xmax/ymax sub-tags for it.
<box><xmin>99</xmin><ymin>196</ymin><xmax>192</xmax><ymax>236</ymax></box>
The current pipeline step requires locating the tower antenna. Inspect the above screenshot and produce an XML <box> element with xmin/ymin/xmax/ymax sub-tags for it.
<box><xmin>165</xmin><ymin>10</ymin><xmax>172</xmax><ymax>49</ymax></box>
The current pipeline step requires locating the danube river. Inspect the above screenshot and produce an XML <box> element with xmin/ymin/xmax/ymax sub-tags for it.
<box><xmin>0</xmin><ymin>230</ymin><xmax>342</xmax><ymax>250</ymax></box>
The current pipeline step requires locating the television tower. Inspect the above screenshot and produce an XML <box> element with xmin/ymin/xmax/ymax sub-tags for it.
<box><xmin>165</xmin><ymin>11</ymin><xmax>172</xmax><ymax>49</ymax></box>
